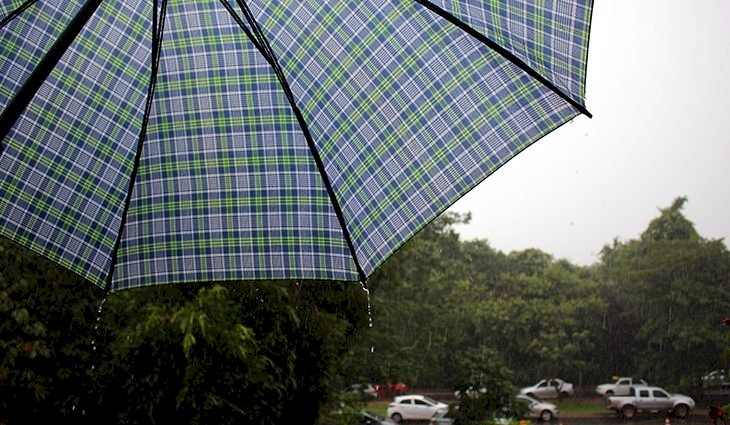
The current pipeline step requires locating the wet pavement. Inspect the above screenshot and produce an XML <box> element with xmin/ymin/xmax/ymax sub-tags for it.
<box><xmin>559</xmin><ymin>414</ymin><xmax>706</xmax><ymax>425</ymax></box>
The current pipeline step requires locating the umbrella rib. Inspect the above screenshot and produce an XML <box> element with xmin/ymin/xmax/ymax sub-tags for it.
<box><xmin>104</xmin><ymin>0</ymin><xmax>168</xmax><ymax>291</ymax></box>
<box><xmin>0</xmin><ymin>0</ymin><xmax>39</xmax><ymax>30</ymax></box>
<box><xmin>218</xmin><ymin>0</ymin><xmax>269</xmax><ymax>62</ymax></box>
<box><xmin>225</xmin><ymin>1</ymin><xmax>369</xmax><ymax>285</ymax></box>
<box><xmin>0</xmin><ymin>0</ymin><xmax>104</xmax><ymax>156</ymax></box>
<box><xmin>413</xmin><ymin>0</ymin><xmax>592</xmax><ymax>118</ymax></box>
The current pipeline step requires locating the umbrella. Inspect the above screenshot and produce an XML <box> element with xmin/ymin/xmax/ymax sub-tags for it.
<box><xmin>0</xmin><ymin>0</ymin><xmax>593</xmax><ymax>291</ymax></box>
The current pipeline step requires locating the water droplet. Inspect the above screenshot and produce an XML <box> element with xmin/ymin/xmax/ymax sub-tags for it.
<box><xmin>359</xmin><ymin>282</ymin><xmax>373</xmax><ymax>328</ymax></box>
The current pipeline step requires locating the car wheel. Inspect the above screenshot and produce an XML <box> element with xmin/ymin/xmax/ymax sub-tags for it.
<box><xmin>540</xmin><ymin>410</ymin><xmax>554</xmax><ymax>422</ymax></box>
<box><xmin>391</xmin><ymin>413</ymin><xmax>403</xmax><ymax>423</ymax></box>
<box><xmin>560</xmin><ymin>391</ymin><xmax>570</xmax><ymax>398</ymax></box>
<box><xmin>622</xmin><ymin>405</ymin><xmax>637</xmax><ymax>419</ymax></box>
<box><xmin>674</xmin><ymin>404</ymin><xmax>689</xmax><ymax>419</ymax></box>
<box><xmin>606</xmin><ymin>390</ymin><xmax>614</xmax><ymax>396</ymax></box>
<box><xmin>527</xmin><ymin>393</ymin><xmax>536</xmax><ymax>399</ymax></box>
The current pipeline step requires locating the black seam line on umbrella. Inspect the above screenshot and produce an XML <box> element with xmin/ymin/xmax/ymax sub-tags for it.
<box><xmin>218</xmin><ymin>0</ymin><xmax>268</xmax><ymax>61</ymax></box>
<box><xmin>104</xmin><ymin>0</ymin><xmax>168</xmax><ymax>291</ymax></box>
<box><xmin>233</xmin><ymin>0</ymin><xmax>281</xmax><ymax>77</ymax></box>
<box><xmin>0</xmin><ymin>0</ymin><xmax>39</xmax><ymax>30</ymax></box>
<box><xmin>413</xmin><ymin>0</ymin><xmax>592</xmax><ymax>119</ymax></box>
<box><xmin>0</xmin><ymin>0</ymin><xmax>104</xmax><ymax>157</ymax></box>
<box><xmin>232</xmin><ymin>1</ymin><xmax>369</xmax><ymax>287</ymax></box>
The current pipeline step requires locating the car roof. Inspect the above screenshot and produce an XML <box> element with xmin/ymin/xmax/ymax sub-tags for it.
<box><xmin>394</xmin><ymin>394</ymin><xmax>426</xmax><ymax>401</ymax></box>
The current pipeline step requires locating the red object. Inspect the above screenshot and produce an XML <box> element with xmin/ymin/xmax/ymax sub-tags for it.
<box><xmin>374</xmin><ymin>382</ymin><xmax>409</xmax><ymax>396</ymax></box>
<box><xmin>723</xmin><ymin>318</ymin><xmax>730</xmax><ymax>326</ymax></box>
<box><xmin>22</xmin><ymin>342</ymin><xmax>33</xmax><ymax>353</ymax></box>
<box><xmin>710</xmin><ymin>405</ymin><xmax>727</xmax><ymax>425</ymax></box>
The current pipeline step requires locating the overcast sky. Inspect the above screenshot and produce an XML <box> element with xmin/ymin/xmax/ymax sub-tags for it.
<box><xmin>448</xmin><ymin>0</ymin><xmax>730</xmax><ymax>265</ymax></box>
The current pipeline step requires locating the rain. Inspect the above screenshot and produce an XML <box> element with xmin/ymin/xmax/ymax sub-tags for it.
<box><xmin>1</xmin><ymin>0</ymin><xmax>729</xmax><ymax>424</ymax></box>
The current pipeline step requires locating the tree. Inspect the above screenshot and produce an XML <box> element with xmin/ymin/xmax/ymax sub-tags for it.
<box><xmin>599</xmin><ymin>197</ymin><xmax>730</xmax><ymax>385</ymax></box>
<box><xmin>449</xmin><ymin>346</ymin><xmax>519</xmax><ymax>425</ymax></box>
<box><xmin>0</xmin><ymin>236</ymin><xmax>370</xmax><ymax>424</ymax></box>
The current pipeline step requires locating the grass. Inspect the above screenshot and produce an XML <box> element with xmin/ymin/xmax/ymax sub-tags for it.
<box><xmin>555</xmin><ymin>397</ymin><xmax>609</xmax><ymax>416</ymax></box>
<box><xmin>364</xmin><ymin>402</ymin><xmax>389</xmax><ymax>417</ymax></box>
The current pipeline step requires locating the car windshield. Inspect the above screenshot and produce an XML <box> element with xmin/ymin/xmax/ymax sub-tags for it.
<box><xmin>421</xmin><ymin>396</ymin><xmax>439</xmax><ymax>405</ymax></box>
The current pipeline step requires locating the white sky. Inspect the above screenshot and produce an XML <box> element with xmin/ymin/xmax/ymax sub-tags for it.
<box><xmin>448</xmin><ymin>0</ymin><xmax>730</xmax><ymax>265</ymax></box>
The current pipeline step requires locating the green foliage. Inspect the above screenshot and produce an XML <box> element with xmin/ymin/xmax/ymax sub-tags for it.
<box><xmin>0</xmin><ymin>236</ymin><xmax>369</xmax><ymax>424</ymax></box>
<box><xmin>641</xmin><ymin>197</ymin><xmax>699</xmax><ymax>242</ymax></box>
<box><xmin>350</xmin><ymin>212</ymin><xmax>605</xmax><ymax>387</ymax></box>
<box><xmin>599</xmin><ymin>197</ymin><xmax>730</xmax><ymax>385</ymax></box>
<box><xmin>449</xmin><ymin>346</ymin><xmax>519</xmax><ymax>425</ymax></box>
<box><xmin>0</xmin><ymin>238</ymin><xmax>98</xmax><ymax>423</ymax></box>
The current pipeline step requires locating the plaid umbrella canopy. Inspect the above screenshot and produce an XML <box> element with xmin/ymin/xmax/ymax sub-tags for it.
<box><xmin>0</xmin><ymin>0</ymin><xmax>592</xmax><ymax>291</ymax></box>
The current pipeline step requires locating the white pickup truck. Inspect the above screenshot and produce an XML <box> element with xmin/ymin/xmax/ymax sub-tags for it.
<box><xmin>605</xmin><ymin>385</ymin><xmax>695</xmax><ymax>419</ymax></box>
<box><xmin>595</xmin><ymin>377</ymin><xmax>648</xmax><ymax>396</ymax></box>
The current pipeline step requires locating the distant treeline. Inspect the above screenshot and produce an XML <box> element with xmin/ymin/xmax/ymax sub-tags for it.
<box><xmin>351</xmin><ymin>196</ymin><xmax>730</xmax><ymax>392</ymax></box>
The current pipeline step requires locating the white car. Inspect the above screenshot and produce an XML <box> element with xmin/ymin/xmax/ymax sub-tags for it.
<box><xmin>520</xmin><ymin>379</ymin><xmax>574</xmax><ymax>399</ymax></box>
<box><xmin>387</xmin><ymin>395</ymin><xmax>448</xmax><ymax>423</ymax></box>
<box><xmin>595</xmin><ymin>377</ymin><xmax>647</xmax><ymax>396</ymax></box>
<box><xmin>516</xmin><ymin>394</ymin><xmax>560</xmax><ymax>422</ymax></box>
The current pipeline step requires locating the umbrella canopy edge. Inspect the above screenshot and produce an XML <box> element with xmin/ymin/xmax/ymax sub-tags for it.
<box><xmin>413</xmin><ymin>0</ymin><xmax>592</xmax><ymax>118</ymax></box>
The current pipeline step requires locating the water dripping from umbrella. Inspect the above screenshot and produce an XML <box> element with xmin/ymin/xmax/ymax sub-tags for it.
<box><xmin>74</xmin><ymin>291</ymin><xmax>110</xmax><ymax>416</ymax></box>
<box><xmin>360</xmin><ymin>281</ymin><xmax>373</xmax><ymax>329</ymax></box>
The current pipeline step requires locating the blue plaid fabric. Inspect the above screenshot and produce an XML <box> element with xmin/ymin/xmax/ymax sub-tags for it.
<box><xmin>0</xmin><ymin>0</ymin><xmax>151</xmax><ymax>285</ymax></box>
<box><xmin>113</xmin><ymin>0</ymin><xmax>356</xmax><ymax>288</ymax></box>
<box><xmin>248</xmin><ymin>0</ymin><xmax>588</xmax><ymax>275</ymax></box>
<box><xmin>0</xmin><ymin>0</ymin><xmax>85</xmax><ymax>111</ymax></box>
<box><xmin>0</xmin><ymin>0</ymin><xmax>592</xmax><ymax>290</ymax></box>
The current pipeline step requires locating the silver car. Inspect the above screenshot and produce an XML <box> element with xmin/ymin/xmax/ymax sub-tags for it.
<box><xmin>520</xmin><ymin>378</ymin><xmax>574</xmax><ymax>399</ymax></box>
<box><xmin>516</xmin><ymin>394</ymin><xmax>560</xmax><ymax>421</ymax></box>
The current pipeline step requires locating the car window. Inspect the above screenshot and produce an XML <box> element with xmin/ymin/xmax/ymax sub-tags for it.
<box><xmin>414</xmin><ymin>400</ymin><xmax>430</xmax><ymax>406</ymax></box>
<box><xmin>653</xmin><ymin>390</ymin><xmax>669</xmax><ymax>398</ymax></box>
<box><xmin>618</xmin><ymin>379</ymin><xmax>629</xmax><ymax>385</ymax></box>
<box><xmin>399</xmin><ymin>399</ymin><xmax>413</xmax><ymax>405</ymax></box>
<box><xmin>538</xmin><ymin>381</ymin><xmax>547</xmax><ymax>388</ymax></box>
<box><xmin>639</xmin><ymin>390</ymin><xmax>649</xmax><ymax>397</ymax></box>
